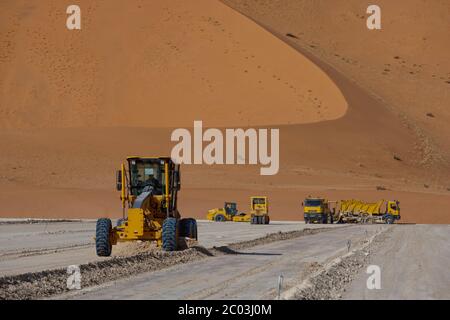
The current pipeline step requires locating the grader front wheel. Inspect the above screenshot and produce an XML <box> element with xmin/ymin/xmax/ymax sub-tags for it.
<box><xmin>162</xmin><ymin>218</ymin><xmax>179</xmax><ymax>251</ymax></box>
<box><xmin>96</xmin><ymin>218</ymin><xmax>112</xmax><ymax>257</ymax></box>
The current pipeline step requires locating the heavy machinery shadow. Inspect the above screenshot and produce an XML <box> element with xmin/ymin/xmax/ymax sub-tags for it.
<box><xmin>190</xmin><ymin>245</ymin><xmax>215</xmax><ymax>257</ymax></box>
<box><xmin>189</xmin><ymin>245</ymin><xmax>281</xmax><ymax>256</ymax></box>
<box><xmin>212</xmin><ymin>246</ymin><xmax>282</xmax><ymax>256</ymax></box>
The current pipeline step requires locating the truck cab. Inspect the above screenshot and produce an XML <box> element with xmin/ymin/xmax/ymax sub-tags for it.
<box><xmin>303</xmin><ymin>197</ymin><xmax>333</xmax><ymax>224</ymax></box>
<box><xmin>385</xmin><ymin>200</ymin><xmax>401</xmax><ymax>223</ymax></box>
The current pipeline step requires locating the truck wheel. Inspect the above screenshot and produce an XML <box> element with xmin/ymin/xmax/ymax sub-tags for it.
<box><xmin>162</xmin><ymin>218</ymin><xmax>179</xmax><ymax>251</ymax></box>
<box><xmin>385</xmin><ymin>215</ymin><xmax>394</xmax><ymax>224</ymax></box>
<box><xmin>96</xmin><ymin>218</ymin><xmax>112</xmax><ymax>257</ymax></box>
<box><xmin>265</xmin><ymin>216</ymin><xmax>270</xmax><ymax>225</ymax></box>
<box><xmin>327</xmin><ymin>215</ymin><xmax>332</xmax><ymax>224</ymax></box>
<box><xmin>214</xmin><ymin>214</ymin><xmax>226</xmax><ymax>222</ymax></box>
<box><xmin>179</xmin><ymin>218</ymin><xmax>198</xmax><ymax>240</ymax></box>
<box><xmin>251</xmin><ymin>216</ymin><xmax>256</xmax><ymax>225</ymax></box>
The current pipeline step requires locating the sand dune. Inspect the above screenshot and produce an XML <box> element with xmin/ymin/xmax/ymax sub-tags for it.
<box><xmin>1</xmin><ymin>0</ymin><xmax>449</xmax><ymax>223</ymax></box>
<box><xmin>224</xmin><ymin>0</ymin><xmax>450</xmax><ymax>168</ymax></box>
<box><xmin>0</xmin><ymin>0</ymin><xmax>346</xmax><ymax>128</ymax></box>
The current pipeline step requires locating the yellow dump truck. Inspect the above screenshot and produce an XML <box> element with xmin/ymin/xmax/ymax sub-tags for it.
<box><xmin>303</xmin><ymin>197</ymin><xmax>401</xmax><ymax>224</ymax></box>
<box><xmin>335</xmin><ymin>199</ymin><xmax>401</xmax><ymax>224</ymax></box>
<box><xmin>302</xmin><ymin>197</ymin><xmax>335</xmax><ymax>224</ymax></box>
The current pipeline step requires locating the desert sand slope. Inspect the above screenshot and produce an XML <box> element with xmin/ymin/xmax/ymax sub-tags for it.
<box><xmin>0</xmin><ymin>0</ymin><xmax>345</xmax><ymax>217</ymax></box>
<box><xmin>0</xmin><ymin>0</ymin><xmax>346</xmax><ymax>128</ymax></box>
<box><xmin>223</xmin><ymin>0</ymin><xmax>450</xmax><ymax>169</ymax></box>
<box><xmin>0</xmin><ymin>0</ymin><xmax>449</xmax><ymax>223</ymax></box>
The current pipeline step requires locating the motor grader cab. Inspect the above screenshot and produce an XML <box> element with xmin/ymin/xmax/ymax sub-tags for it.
<box><xmin>302</xmin><ymin>197</ymin><xmax>334</xmax><ymax>224</ymax></box>
<box><xmin>95</xmin><ymin>157</ymin><xmax>197</xmax><ymax>257</ymax></box>
<box><xmin>250</xmin><ymin>196</ymin><xmax>270</xmax><ymax>225</ymax></box>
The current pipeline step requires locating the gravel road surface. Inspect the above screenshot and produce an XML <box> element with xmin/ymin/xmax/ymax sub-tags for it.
<box><xmin>0</xmin><ymin>219</ymin><xmax>333</xmax><ymax>276</ymax></box>
<box><xmin>59</xmin><ymin>225</ymin><xmax>374</xmax><ymax>300</ymax></box>
<box><xmin>343</xmin><ymin>224</ymin><xmax>450</xmax><ymax>300</ymax></box>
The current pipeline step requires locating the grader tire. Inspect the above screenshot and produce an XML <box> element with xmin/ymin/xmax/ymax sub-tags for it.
<box><xmin>162</xmin><ymin>218</ymin><xmax>179</xmax><ymax>251</ymax></box>
<box><xmin>96</xmin><ymin>218</ymin><xmax>112</xmax><ymax>257</ymax></box>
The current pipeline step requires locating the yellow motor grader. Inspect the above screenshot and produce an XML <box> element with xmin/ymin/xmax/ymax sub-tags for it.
<box><xmin>95</xmin><ymin>157</ymin><xmax>197</xmax><ymax>257</ymax></box>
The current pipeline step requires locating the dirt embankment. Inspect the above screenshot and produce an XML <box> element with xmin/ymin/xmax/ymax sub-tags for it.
<box><xmin>284</xmin><ymin>227</ymin><xmax>391</xmax><ymax>300</ymax></box>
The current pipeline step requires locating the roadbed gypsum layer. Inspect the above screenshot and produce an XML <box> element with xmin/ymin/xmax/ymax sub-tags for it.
<box><xmin>282</xmin><ymin>226</ymin><xmax>392</xmax><ymax>300</ymax></box>
<box><xmin>0</xmin><ymin>227</ymin><xmax>337</xmax><ymax>300</ymax></box>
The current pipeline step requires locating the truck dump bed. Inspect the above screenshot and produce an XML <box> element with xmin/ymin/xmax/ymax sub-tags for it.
<box><xmin>336</xmin><ymin>199</ymin><xmax>400</xmax><ymax>224</ymax></box>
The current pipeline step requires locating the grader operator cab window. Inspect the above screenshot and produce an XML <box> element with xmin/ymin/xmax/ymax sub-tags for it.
<box><xmin>129</xmin><ymin>159</ymin><xmax>165</xmax><ymax>196</ymax></box>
